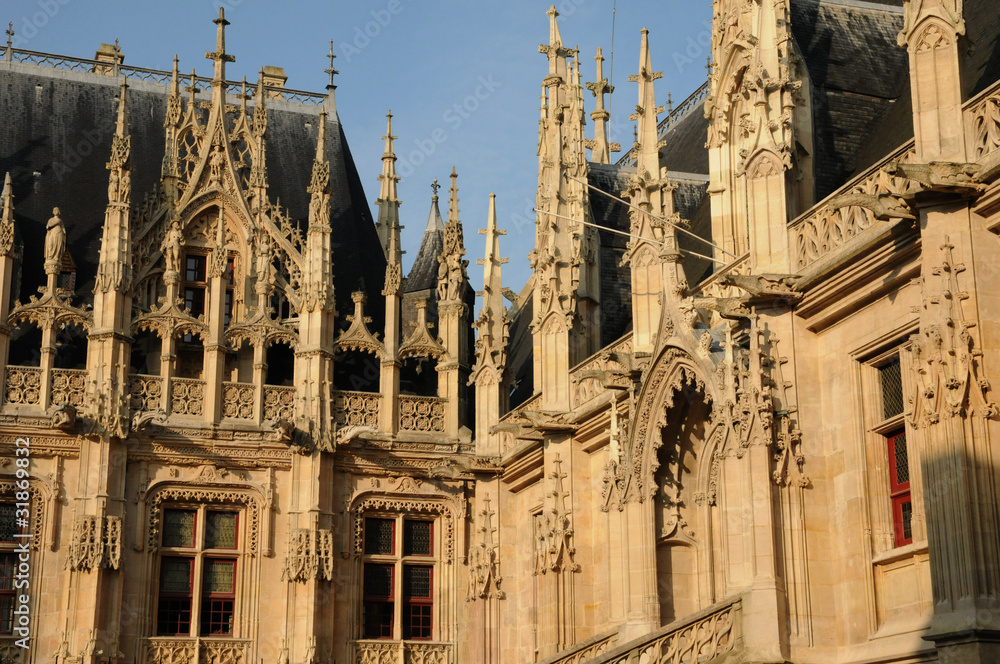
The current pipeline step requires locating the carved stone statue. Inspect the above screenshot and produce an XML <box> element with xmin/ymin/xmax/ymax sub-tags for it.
<box><xmin>161</xmin><ymin>222</ymin><xmax>183</xmax><ymax>274</ymax></box>
<box><xmin>255</xmin><ymin>237</ymin><xmax>271</xmax><ymax>281</ymax></box>
<box><xmin>44</xmin><ymin>207</ymin><xmax>66</xmax><ymax>273</ymax></box>
<box><xmin>108</xmin><ymin>171</ymin><xmax>119</xmax><ymax>203</ymax></box>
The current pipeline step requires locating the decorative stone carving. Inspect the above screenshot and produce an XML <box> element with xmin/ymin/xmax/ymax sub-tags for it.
<box><xmin>44</xmin><ymin>207</ymin><xmax>66</xmax><ymax>275</ymax></box>
<box><xmin>4</xmin><ymin>367</ymin><xmax>42</xmax><ymax>406</ymax></box>
<box><xmin>968</xmin><ymin>88</ymin><xmax>1000</xmax><ymax>161</ymax></box>
<box><xmin>148</xmin><ymin>486</ymin><xmax>261</xmax><ymax>555</ymax></box>
<box><xmin>353</xmin><ymin>495</ymin><xmax>455</xmax><ymax>562</ymax></box>
<box><xmin>66</xmin><ymin>514</ymin><xmax>121</xmax><ymax>572</ymax></box>
<box><xmin>398</xmin><ymin>396</ymin><xmax>446</xmax><ymax>433</ymax></box>
<box><xmin>909</xmin><ymin>238</ymin><xmax>998</xmax><ymax>426</ymax></box>
<box><xmin>535</xmin><ymin>455</ymin><xmax>580</xmax><ymax>574</ymax></box>
<box><xmin>332</xmin><ymin>391</ymin><xmax>380</xmax><ymax>428</ymax></box>
<box><xmin>467</xmin><ymin>495</ymin><xmax>504</xmax><ymax>601</ymax></box>
<box><xmin>282</xmin><ymin>528</ymin><xmax>335</xmax><ymax>582</ymax></box>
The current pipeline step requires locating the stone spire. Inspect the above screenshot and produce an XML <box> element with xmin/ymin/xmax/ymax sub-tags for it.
<box><xmin>531</xmin><ymin>5</ymin><xmax>600</xmax><ymax>410</ymax></box>
<box><xmin>472</xmin><ymin>194</ymin><xmax>509</xmax><ymax>454</ymax></box>
<box><xmin>248</xmin><ymin>68</ymin><xmax>269</xmax><ymax>199</ymax></box>
<box><xmin>324</xmin><ymin>39</ymin><xmax>338</xmax><ymax>115</ymax></box>
<box><xmin>623</xmin><ymin>28</ymin><xmax>682</xmax><ymax>355</ymax></box>
<box><xmin>206</xmin><ymin>7</ymin><xmax>234</xmax><ymax>83</ymax></box>
<box><xmin>96</xmin><ymin>76</ymin><xmax>132</xmax><ymax>295</ymax></box>
<box><xmin>438</xmin><ymin>167</ymin><xmax>469</xmax><ymax>304</ymax></box>
<box><xmin>437</xmin><ymin>167</ymin><xmax>472</xmax><ymax>439</ymax></box>
<box><xmin>474</xmin><ymin>193</ymin><xmax>509</xmax><ymax>373</ymax></box>
<box><xmin>539</xmin><ymin>4</ymin><xmax>570</xmax><ymax>82</ymax></box>
<box><xmin>585</xmin><ymin>47</ymin><xmax>620</xmax><ymax>164</ymax></box>
<box><xmin>303</xmin><ymin>108</ymin><xmax>333</xmax><ymax>313</ymax></box>
<box><xmin>379</xmin><ymin>129</ymin><xmax>405</xmax><ymax>433</ymax></box>
<box><xmin>375</xmin><ymin>110</ymin><xmax>401</xmax><ymax>259</ymax></box>
<box><xmin>0</xmin><ymin>173</ymin><xmax>12</xmax><ymax>251</ymax></box>
<box><xmin>629</xmin><ymin>29</ymin><xmax>665</xmax><ymax>180</ymax></box>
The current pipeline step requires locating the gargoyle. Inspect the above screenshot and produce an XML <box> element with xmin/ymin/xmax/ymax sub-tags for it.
<box><xmin>827</xmin><ymin>192</ymin><xmax>915</xmax><ymax>221</ymax></box>
<box><xmin>716</xmin><ymin>273</ymin><xmax>803</xmax><ymax>305</ymax></box>
<box><xmin>691</xmin><ymin>297</ymin><xmax>752</xmax><ymax>320</ymax></box>
<box><xmin>518</xmin><ymin>410</ymin><xmax>578</xmax><ymax>433</ymax></box>
<box><xmin>49</xmin><ymin>403</ymin><xmax>76</xmax><ymax>431</ymax></box>
<box><xmin>130</xmin><ymin>409</ymin><xmax>167</xmax><ymax>433</ymax></box>
<box><xmin>336</xmin><ymin>425</ymin><xmax>377</xmax><ymax>446</ymax></box>
<box><xmin>264</xmin><ymin>418</ymin><xmax>295</xmax><ymax>444</ymax></box>
<box><xmin>883</xmin><ymin>160</ymin><xmax>985</xmax><ymax>196</ymax></box>
<box><xmin>428</xmin><ymin>456</ymin><xmax>474</xmax><ymax>479</ymax></box>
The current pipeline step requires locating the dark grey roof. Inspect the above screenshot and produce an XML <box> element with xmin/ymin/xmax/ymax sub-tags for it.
<box><xmin>405</xmin><ymin>196</ymin><xmax>445</xmax><ymax>293</ymax></box>
<box><xmin>790</xmin><ymin>0</ymin><xmax>910</xmax><ymax>200</ymax></box>
<box><xmin>0</xmin><ymin>61</ymin><xmax>385</xmax><ymax>325</ymax></box>
<box><xmin>587</xmin><ymin>162</ymin><xmax>633</xmax><ymax>346</ymax></box>
<box><xmin>964</xmin><ymin>0</ymin><xmax>1000</xmax><ymax>99</ymax></box>
<box><xmin>659</xmin><ymin>100</ymin><xmax>710</xmax><ymax>175</ymax></box>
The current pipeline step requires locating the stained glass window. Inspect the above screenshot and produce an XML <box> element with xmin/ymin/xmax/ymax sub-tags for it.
<box><xmin>160</xmin><ymin>558</ymin><xmax>192</xmax><ymax>593</ymax></box>
<box><xmin>203</xmin><ymin>560</ymin><xmax>235</xmax><ymax>594</ymax></box>
<box><xmin>162</xmin><ymin>510</ymin><xmax>196</xmax><ymax>548</ymax></box>
<box><xmin>205</xmin><ymin>512</ymin><xmax>238</xmax><ymax>549</ymax></box>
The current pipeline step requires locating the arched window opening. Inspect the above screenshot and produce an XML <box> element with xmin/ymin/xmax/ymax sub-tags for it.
<box><xmin>400</xmin><ymin>356</ymin><xmax>439</xmax><ymax>398</ymax></box>
<box><xmin>265</xmin><ymin>342</ymin><xmax>294</xmax><ymax>386</ymax></box>
<box><xmin>653</xmin><ymin>380</ymin><xmax>713</xmax><ymax>625</ymax></box>
<box><xmin>52</xmin><ymin>322</ymin><xmax>88</xmax><ymax>370</ymax></box>
<box><xmin>131</xmin><ymin>330</ymin><xmax>163</xmax><ymax>376</ymax></box>
<box><xmin>333</xmin><ymin>351</ymin><xmax>380</xmax><ymax>393</ymax></box>
<box><xmin>175</xmin><ymin>332</ymin><xmax>205</xmax><ymax>380</ymax></box>
<box><xmin>224</xmin><ymin>340</ymin><xmax>254</xmax><ymax>384</ymax></box>
<box><xmin>8</xmin><ymin>322</ymin><xmax>41</xmax><ymax>368</ymax></box>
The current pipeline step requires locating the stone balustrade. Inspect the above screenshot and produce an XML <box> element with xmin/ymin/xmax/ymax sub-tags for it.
<box><xmin>352</xmin><ymin>640</ymin><xmax>453</xmax><ymax>664</ymax></box>
<box><xmin>222</xmin><ymin>381</ymin><xmax>256</xmax><ymax>420</ymax></box>
<box><xmin>789</xmin><ymin>143</ymin><xmax>917</xmax><ymax>271</ymax></box>
<box><xmin>170</xmin><ymin>378</ymin><xmax>206</xmax><ymax>416</ymax></box>
<box><xmin>967</xmin><ymin>78</ymin><xmax>1000</xmax><ymax>162</ymax></box>
<box><xmin>144</xmin><ymin>637</ymin><xmax>251</xmax><ymax>664</ymax></box>
<box><xmin>50</xmin><ymin>368</ymin><xmax>87</xmax><ymax>407</ymax></box>
<box><xmin>537</xmin><ymin>627</ymin><xmax>621</xmax><ymax>664</ymax></box>
<box><xmin>585</xmin><ymin>597</ymin><xmax>741</xmax><ymax>664</ymax></box>
<box><xmin>332</xmin><ymin>390</ymin><xmax>381</xmax><ymax>428</ymax></box>
<box><xmin>129</xmin><ymin>374</ymin><xmax>164</xmax><ymax>412</ymax></box>
<box><xmin>3</xmin><ymin>366</ymin><xmax>42</xmax><ymax>406</ymax></box>
<box><xmin>263</xmin><ymin>385</ymin><xmax>296</xmax><ymax>421</ymax></box>
<box><xmin>398</xmin><ymin>395</ymin><xmax>446</xmax><ymax>433</ymax></box>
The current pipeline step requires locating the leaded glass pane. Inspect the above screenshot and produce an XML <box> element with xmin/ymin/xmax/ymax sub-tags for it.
<box><xmin>159</xmin><ymin>558</ymin><xmax>192</xmax><ymax>594</ymax></box>
<box><xmin>0</xmin><ymin>505</ymin><xmax>17</xmax><ymax>543</ymax></box>
<box><xmin>364</xmin><ymin>564</ymin><xmax>393</xmax><ymax>598</ymax></box>
<box><xmin>880</xmin><ymin>358</ymin><xmax>904</xmax><ymax>420</ymax></box>
<box><xmin>902</xmin><ymin>500</ymin><xmax>913</xmax><ymax>541</ymax></box>
<box><xmin>205</xmin><ymin>512</ymin><xmax>237</xmax><ymax>549</ymax></box>
<box><xmin>404</xmin><ymin>566</ymin><xmax>431</xmax><ymax>598</ymax></box>
<box><xmin>203</xmin><ymin>560</ymin><xmax>235</xmax><ymax>594</ymax></box>
<box><xmin>0</xmin><ymin>553</ymin><xmax>15</xmax><ymax>591</ymax></box>
<box><xmin>162</xmin><ymin>509</ymin><xmax>195</xmax><ymax>548</ymax></box>
<box><xmin>894</xmin><ymin>433</ymin><xmax>910</xmax><ymax>485</ymax></box>
<box><xmin>404</xmin><ymin>520</ymin><xmax>432</xmax><ymax>556</ymax></box>
<box><xmin>364</xmin><ymin>518</ymin><xmax>394</xmax><ymax>555</ymax></box>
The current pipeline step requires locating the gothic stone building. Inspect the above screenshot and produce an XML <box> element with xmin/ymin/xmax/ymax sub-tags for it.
<box><xmin>1</xmin><ymin>1</ymin><xmax>1000</xmax><ymax>663</ymax></box>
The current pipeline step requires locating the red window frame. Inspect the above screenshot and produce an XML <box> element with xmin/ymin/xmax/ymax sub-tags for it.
<box><xmin>205</xmin><ymin>511</ymin><xmax>239</xmax><ymax>550</ymax></box>
<box><xmin>402</xmin><ymin>565</ymin><xmax>433</xmax><ymax>640</ymax></box>
<box><xmin>0</xmin><ymin>552</ymin><xmax>16</xmax><ymax>635</ymax></box>
<box><xmin>200</xmin><ymin>558</ymin><xmax>237</xmax><ymax>636</ymax></box>
<box><xmin>156</xmin><ymin>557</ymin><xmax>194</xmax><ymax>636</ymax></box>
<box><xmin>887</xmin><ymin>431</ymin><xmax>912</xmax><ymax>547</ymax></box>
<box><xmin>362</xmin><ymin>563</ymin><xmax>395</xmax><ymax>639</ymax></box>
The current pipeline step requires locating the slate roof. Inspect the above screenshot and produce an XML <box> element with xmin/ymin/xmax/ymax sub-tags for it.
<box><xmin>0</xmin><ymin>60</ymin><xmax>385</xmax><ymax>326</ymax></box>
<box><xmin>790</xmin><ymin>0</ymin><xmax>910</xmax><ymax>200</ymax></box>
<box><xmin>405</xmin><ymin>194</ymin><xmax>445</xmax><ymax>293</ymax></box>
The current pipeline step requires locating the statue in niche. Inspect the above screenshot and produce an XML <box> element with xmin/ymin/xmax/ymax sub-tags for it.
<box><xmin>161</xmin><ymin>221</ymin><xmax>184</xmax><ymax>274</ymax></box>
<box><xmin>255</xmin><ymin>235</ymin><xmax>272</xmax><ymax>282</ymax></box>
<box><xmin>120</xmin><ymin>170</ymin><xmax>131</xmax><ymax>203</ymax></box>
<box><xmin>107</xmin><ymin>171</ymin><xmax>119</xmax><ymax>203</ymax></box>
<box><xmin>44</xmin><ymin>207</ymin><xmax>66</xmax><ymax>270</ymax></box>
<box><xmin>209</xmin><ymin>144</ymin><xmax>225</xmax><ymax>185</ymax></box>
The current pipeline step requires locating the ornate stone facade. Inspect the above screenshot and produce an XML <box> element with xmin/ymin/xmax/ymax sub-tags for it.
<box><xmin>1</xmin><ymin>3</ymin><xmax>999</xmax><ymax>664</ymax></box>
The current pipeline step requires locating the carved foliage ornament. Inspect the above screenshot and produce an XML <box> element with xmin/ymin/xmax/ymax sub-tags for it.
<box><xmin>909</xmin><ymin>238</ymin><xmax>998</xmax><ymax>426</ymax></box>
<box><xmin>467</xmin><ymin>495</ymin><xmax>504</xmax><ymax>601</ymax></box>
<box><xmin>66</xmin><ymin>514</ymin><xmax>122</xmax><ymax>572</ymax></box>
<box><xmin>282</xmin><ymin>528</ymin><xmax>335</xmax><ymax>582</ymax></box>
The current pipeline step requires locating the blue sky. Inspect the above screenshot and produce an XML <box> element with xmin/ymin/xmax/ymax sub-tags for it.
<box><xmin>6</xmin><ymin>0</ymin><xmax>713</xmax><ymax>292</ymax></box>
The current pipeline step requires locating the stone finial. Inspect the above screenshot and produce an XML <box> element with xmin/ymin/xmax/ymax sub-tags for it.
<box><xmin>437</xmin><ymin>168</ymin><xmax>469</xmax><ymax>303</ymax></box>
<box><xmin>586</xmin><ymin>46</ymin><xmax>621</xmax><ymax>164</ymax></box>
<box><xmin>628</xmin><ymin>28</ymin><xmax>665</xmax><ymax>177</ymax></box>
<box><xmin>206</xmin><ymin>6</ymin><xmax>235</xmax><ymax>81</ymax></box>
<box><xmin>0</xmin><ymin>173</ymin><xmax>15</xmax><ymax>257</ymax></box>
<box><xmin>375</xmin><ymin>111</ymin><xmax>401</xmax><ymax>258</ymax></box>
